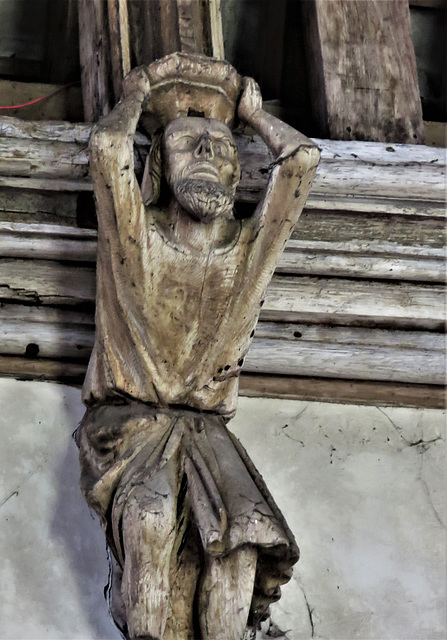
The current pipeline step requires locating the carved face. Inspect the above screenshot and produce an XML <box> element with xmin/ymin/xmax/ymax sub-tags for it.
<box><xmin>163</xmin><ymin>117</ymin><xmax>240</xmax><ymax>223</ymax></box>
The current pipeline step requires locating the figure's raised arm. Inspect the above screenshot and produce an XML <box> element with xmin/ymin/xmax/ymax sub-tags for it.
<box><xmin>237</xmin><ymin>78</ymin><xmax>320</xmax><ymax>276</ymax></box>
<box><xmin>88</xmin><ymin>67</ymin><xmax>151</xmax><ymax>236</ymax></box>
<box><xmin>238</xmin><ymin>77</ymin><xmax>315</xmax><ymax>160</ymax></box>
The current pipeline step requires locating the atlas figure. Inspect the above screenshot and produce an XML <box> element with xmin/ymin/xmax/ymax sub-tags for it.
<box><xmin>77</xmin><ymin>52</ymin><xmax>320</xmax><ymax>640</ymax></box>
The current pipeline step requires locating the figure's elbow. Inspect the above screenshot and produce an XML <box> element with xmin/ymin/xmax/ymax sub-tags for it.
<box><xmin>90</xmin><ymin>125</ymin><xmax>127</xmax><ymax>155</ymax></box>
<box><xmin>277</xmin><ymin>141</ymin><xmax>321</xmax><ymax>175</ymax></box>
<box><xmin>89</xmin><ymin>126</ymin><xmax>128</xmax><ymax>170</ymax></box>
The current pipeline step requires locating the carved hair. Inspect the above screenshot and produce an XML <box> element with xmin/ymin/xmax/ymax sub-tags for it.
<box><xmin>140</xmin><ymin>130</ymin><xmax>163</xmax><ymax>206</ymax></box>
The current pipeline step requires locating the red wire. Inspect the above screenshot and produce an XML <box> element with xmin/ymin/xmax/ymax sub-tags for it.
<box><xmin>0</xmin><ymin>83</ymin><xmax>78</xmax><ymax>110</ymax></box>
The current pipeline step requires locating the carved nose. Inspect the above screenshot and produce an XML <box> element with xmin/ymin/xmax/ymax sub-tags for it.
<box><xmin>193</xmin><ymin>135</ymin><xmax>213</xmax><ymax>159</ymax></box>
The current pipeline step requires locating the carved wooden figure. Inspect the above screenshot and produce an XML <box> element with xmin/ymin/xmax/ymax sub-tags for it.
<box><xmin>76</xmin><ymin>52</ymin><xmax>320</xmax><ymax>640</ymax></box>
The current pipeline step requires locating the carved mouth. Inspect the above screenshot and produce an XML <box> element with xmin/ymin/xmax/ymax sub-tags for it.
<box><xmin>188</xmin><ymin>164</ymin><xmax>220</xmax><ymax>181</ymax></box>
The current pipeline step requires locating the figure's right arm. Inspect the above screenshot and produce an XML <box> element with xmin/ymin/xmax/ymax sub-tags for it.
<box><xmin>89</xmin><ymin>67</ymin><xmax>151</xmax><ymax>240</ymax></box>
<box><xmin>236</xmin><ymin>77</ymin><xmax>320</xmax><ymax>285</ymax></box>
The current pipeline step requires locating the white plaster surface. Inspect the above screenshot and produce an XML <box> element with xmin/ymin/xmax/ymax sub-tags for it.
<box><xmin>0</xmin><ymin>379</ymin><xmax>445</xmax><ymax>640</ymax></box>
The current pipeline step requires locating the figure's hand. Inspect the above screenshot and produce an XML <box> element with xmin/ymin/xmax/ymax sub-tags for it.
<box><xmin>122</xmin><ymin>66</ymin><xmax>151</xmax><ymax>106</ymax></box>
<box><xmin>237</xmin><ymin>77</ymin><xmax>263</xmax><ymax>124</ymax></box>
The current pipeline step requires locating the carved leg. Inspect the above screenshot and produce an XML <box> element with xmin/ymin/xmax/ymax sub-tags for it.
<box><xmin>120</xmin><ymin>460</ymin><xmax>203</xmax><ymax>640</ymax></box>
<box><xmin>163</xmin><ymin>476</ymin><xmax>202</xmax><ymax>640</ymax></box>
<box><xmin>121</xmin><ymin>457</ymin><xmax>178</xmax><ymax>639</ymax></box>
<box><xmin>198</xmin><ymin>545</ymin><xmax>258</xmax><ymax>640</ymax></box>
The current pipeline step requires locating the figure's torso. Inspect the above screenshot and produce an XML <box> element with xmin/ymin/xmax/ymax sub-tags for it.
<box><xmin>82</xmin><ymin>206</ymin><xmax>262</xmax><ymax>419</ymax></box>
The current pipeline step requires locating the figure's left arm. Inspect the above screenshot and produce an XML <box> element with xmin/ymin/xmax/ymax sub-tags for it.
<box><xmin>238</xmin><ymin>78</ymin><xmax>320</xmax><ymax>273</ymax></box>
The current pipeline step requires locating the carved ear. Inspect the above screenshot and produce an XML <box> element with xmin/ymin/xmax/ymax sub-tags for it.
<box><xmin>141</xmin><ymin>132</ymin><xmax>163</xmax><ymax>206</ymax></box>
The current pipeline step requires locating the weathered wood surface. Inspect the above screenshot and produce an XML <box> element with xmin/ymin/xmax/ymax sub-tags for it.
<box><xmin>263</xmin><ymin>276</ymin><xmax>445</xmax><ymax>330</ymax></box>
<box><xmin>107</xmin><ymin>0</ymin><xmax>131</xmax><ymax>100</ymax></box>
<box><xmin>1</xmin><ymin>260</ymin><xmax>444</xmax><ymax>330</ymax></box>
<box><xmin>237</xmin><ymin>135</ymin><xmax>446</xmax><ymax>213</ymax></box>
<box><xmin>0</xmin><ymin>117</ymin><xmax>445</xmax><ymax>215</ymax></box>
<box><xmin>302</xmin><ymin>0</ymin><xmax>424</xmax><ymax>143</ymax></box>
<box><xmin>0</xmin><ymin>117</ymin><xmax>444</xmax><ymax>405</ymax></box>
<box><xmin>1</xmin><ymin>309</ymin><xmax>443</xmax><ymax>385</ymax></box>
<box><xmin>0</xmin><ymin>259</ymin><xmax>95</xmax><ymax>305</ymax></box>
<box><xmin>239</xmin><ymin>375</ymin><xmax>446</xmax><ymax>410</ymax></box>
<box><xmin>78</xmin><ymin>0</ymin><xmax>224</xmax><ymax>121</ymax></box>
<box><xmin>78</xmin><ymin>0</ymin><xmax>113</xmax><ymax>122</ymax></box>
<box><xmin>2</xmin><ymin>216</ymin><xmax>444</xmax><ymax>282</ymax></box>
<box><xmin>0</xmin><ymin>354</ymin><xmax>442</xmax><ymax>409</ymax></box>
<box><xmin>245</xmin><ymin>335</ymin><xmax>445</xmax><ymax>385</ymax></box>
<box><xmin>0</xmin><ymin>188</ymin><xmax>79</xmax><ymax>226</ymax></box>
<box><xmin>75</xmin><ymin>57</ymin><xmax>315</xmax><ymax>638</ymax></box>
<box><xmin>0</xmin><ymin>223</ymin><xmax>98</xmax><ymax>261</ymax></box>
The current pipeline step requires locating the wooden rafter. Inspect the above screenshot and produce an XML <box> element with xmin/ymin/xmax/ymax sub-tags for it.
<box><xmin>78</xmin><ymin>0</ymin><xmax>224</xmax><ymax>121</ymax></box>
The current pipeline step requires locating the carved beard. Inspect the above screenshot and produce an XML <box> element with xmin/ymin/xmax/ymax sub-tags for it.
<box><xmin>172</xmin><ymin>178</ymin><xmax>235</xmax><ymax>223</ymax></box>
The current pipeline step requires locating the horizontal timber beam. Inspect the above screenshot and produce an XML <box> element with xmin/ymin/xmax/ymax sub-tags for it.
<box><xmin>0</xmin><ymin>259</ymin><xmax>444</xmax><ymax>330</ymax></box>
<box><xmin>0</xmin><ymin>308</ymin><xmax>444</xmax><ymax>386</ymax></box>
<box><xmin>239</xmin><ymin>375</ymin><xmax>445</xmax><ymax>410</ymax></box>
<box><xmin>0</xmin><ymin>116</ymin><xmax>445</xmax><ymax>216</ymax></box>
<box><xmin>0</xmin><ymin>356</ymin><xmax>443</xmax><ymax>409</ymax></box>
<box><xmin>1</xmin><ymin>217</ymin><xmax>444</xmax><ymax>282</ymax></box>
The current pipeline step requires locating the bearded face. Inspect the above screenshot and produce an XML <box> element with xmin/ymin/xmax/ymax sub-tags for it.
<box><xmin>163</xmin><ymin>117</ymin><xmax>240</xmax><ymax>223</ymax></box>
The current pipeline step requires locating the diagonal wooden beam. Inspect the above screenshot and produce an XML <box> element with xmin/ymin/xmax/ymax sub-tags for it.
<box><xmin>302</xmin><ymin>0</ymin><xmax>424</xmax><ymax>143</ymax></box>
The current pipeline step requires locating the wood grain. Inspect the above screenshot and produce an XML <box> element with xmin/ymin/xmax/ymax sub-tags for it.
<box><xmin>239</xmin><ymin>374</ymin><xmax>445</xmax><ymax>409</ymax></box>
<box><xmin>303</xmin><ymin>0</ymin><xmax>424</xmax><ymax>143</ymax></box>
<box><xmin>1</xmin><ymin>259</ymin><xmax>443</xmax><ymax>329</ymax></box>
<box><xmin>0</xmin><ymin>116</ymin><xmax>444</xmax><ymax>411</ymax></box>
<box><xmin>78</xmin><ymin>0</ymin><xmax>112</xmax><ymax>122</ymax></box>
<box><xmin>0</xmin><ymin>357</ymin><xmax>443</xmax><ymax>409</ymax></box>
<box><xmin>2</xmin><ymin>217</ymin><xmax>444</xmax><ymax>282</ymax></box>
<box><xmin>263</xmin><ymin>275</ymin><xmax>445</xmax><ymax>330</ymax></box>
<box><xmin>1</xmin><ymin>116</ymin><xmax>444</xmax><ymax>215</ymax></box>
<box><xmin>0</xmin><ymin>308</ymin><xmax>443</xmax><ymax>386</ymax></box>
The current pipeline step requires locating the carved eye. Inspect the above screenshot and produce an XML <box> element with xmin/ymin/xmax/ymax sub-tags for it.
<box><xmin>171</xmin><ymin>135</ymin><xmax>195</xmax><ymax>151</ymax></box>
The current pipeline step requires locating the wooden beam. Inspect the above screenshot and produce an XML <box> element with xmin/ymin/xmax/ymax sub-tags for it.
<box><xmin>107</xmin><ymin>0</ymin><xmax>131</xmax><ymax>99</ymax></box>
<box><xmin>129</xmin><ymin>0</ymin><xmax>224</xmax><ymax>60</ymax></box>
<box><xmin>0</xmin><ymin>356</ymin><xmax>443</xmax><ymax>410</ymax></box>
<box><xmin>207</xmin><ymin>0</ymin><xmax>225</xmax><ymax>58</ymax></box>
<box><xmin>0</xmin><ymin>118</ymin><xmax>444</xmax><ymax>403</ymax></box>
<box><xmin>263</xmin><ymin>276</ymin><xmax>445</xmax><ymax>331</ymax></box>
<box><xmin>1</xmin><ymin>117</ymin><xmax>445</xmax><ymax>215</ymax></box>
<box><xmin>245</xmin><ymin>332</ymin><xmax>445</xmax><ymax>385</ymax></box>
<box><xmin>0</xmin><ymin>310</ymin><xmax>444</xmax><ymax>386</ymax></box>
<box><xmin>1</xmin><ymin>259</ymin><xmax>444</xmax><ymax>330</ymax></box>
<box><xmin>302</xmin><ymin>0</ymin><xmax>424</xmax><ymax>143</ymax></box>
<box><xmin>278</xmin><ymin>241</ymin><xmax>445</xmax><ymax>283</ymax></box>
<box><xmin>1</xmin><ymin>217</ymin><xmax>445</xmax><ymax>283</ymax></box>
<box><xmin>0</xmin><ymin>189</ymin><xmax>79</xmax><ymax>226</ymax></box>
<box><xmin>239</xmin><ymin>375</ymin><xmax>445</xmax><ymax>410</ymax></box>
<box><xmin>78</xmin><ymin>0</ymin><xmax>113</xmax><ymax>121</ymax></box>
<box><xmin>0</xmin><ymin>356</ymin><xmax>86</xmax><ymax>384</ymax></box>
<box><xmin>0</xmin><ymin>223</ymin><xmax>98</xmax><ymax>262</ymax></box>
<box><xmin>79</xmin><ymin>0</ymin><xmax>225</xmax><ymax>120</ymax></box>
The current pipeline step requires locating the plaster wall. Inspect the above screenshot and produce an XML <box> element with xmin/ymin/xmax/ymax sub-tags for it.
<box><xmin>0</xmin><ymin>379</ymin><xmax>445</xmax><ymax>639</ymax></box>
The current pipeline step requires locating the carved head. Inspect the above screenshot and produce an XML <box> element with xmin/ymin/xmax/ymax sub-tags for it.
<box><xmin>142</xmin><ymin>117</ymin><xmax>240</xmax><ymax>224</ymax></box>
